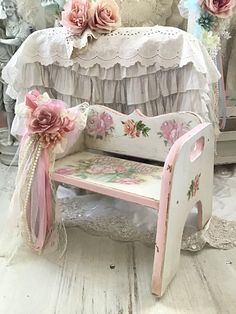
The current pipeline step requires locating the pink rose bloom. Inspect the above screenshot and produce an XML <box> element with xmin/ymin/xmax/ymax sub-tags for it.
<box><xmin>123</xmin><ymin>119</ymin><xmax>139</xmax><ymax>138</ymax></box>
<box><xmin>102</xmin><ymin>165</ymin><xmax>117</xmax><ymax>174</ymax></box>
<box><xmin>115</xmin><ymin>165</ymin><xmax>127</xmax><ymax>173</ymax></box>
<box><xmin>61</xmin><ymin>0</ymin><xmax>89</xmax><ymax>35</ymax></box>
<box><xmin>28</xmin><ymin>103</ymin><xmax>62</xmax><ymax>134</ymax></box>
<box><xmin>199</xmin><ymin>0</ymin><xmax>236</xmax><ymax>18</ymax></box>
<box><xmin>118</xmin><ymin>177</ymin><xmax>141</xmax><ymax>185</ymax></box>
<box><xmin>55</xmin><ymin>167</ymin><xmax>74</xmax><ymax>176</ymax></box>
<box><xmin>160</xmin><ymin>120</ymin><xmax>189</xmax><ymax>146</ymax></box>
<box><xmin>25</xmin><ymin>89</ymin><xmax>41</xmax><ymax>110</ymax></box>
<box><xmin>28</xmin><ymin>102</ymin><xmax>75</xmax><ymax>135</ymax></box>
<box><xmin>96</xmin><ymin>119</ymin><xmax>107</xmax><ymax>137</ymax></box>
<box><xmin>86</xmin><ymin>164</ymin><xmax>105</xmax><ymax>174</ymax></box>
<box><xmin>88</xmin><ymin>0</ymin><xmax>121</xmax><ymax>33</ymax></box>
<box><xmin>86</xmin><ymin>112</ymin><xmax>101</xmax><ymax>135</ymax></box>
<box><xmin>100</xmin><ymin>112</ymin><xmax>113</xmax><ymax>130</ymax></box>
<box><xmin>193</xmin><ymin>174</ymin><xmax>201</xmax><ymax>196</ymax></box>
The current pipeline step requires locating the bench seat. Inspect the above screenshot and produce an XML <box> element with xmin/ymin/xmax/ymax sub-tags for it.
<box><xmin>52</xmin><ymin>151</ymin><xmax>163</xmax><ymax>208</ymax></box>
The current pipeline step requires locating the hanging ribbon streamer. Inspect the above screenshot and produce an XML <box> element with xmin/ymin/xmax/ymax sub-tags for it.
<box><xmin>0</xmin><ymin>90</ymin><xmax>89</xmax><ymax>261</ymax></box>
<box><xmin>216</xmin><ymin>52</ymin><xmax>227</xmax><ymax>129</ymax></box>
<box><xmin>179</xmin><ymin>0</ymin><xmax>228</xmax><ymax>130</ymax></box>
<box><xmin>186</xmin><ymin>0</ymin><xmax>202</xmax><ymax>39</ymax></box>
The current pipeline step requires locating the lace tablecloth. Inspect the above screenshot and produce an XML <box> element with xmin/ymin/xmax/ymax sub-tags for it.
<box><xmin>2</xmin><ymin>26</ymin><xmax>220</xmax><ymax>136</ymax></box>
<box><xmin>58</xmin><ymin>191</ymin><xmax>236</xmax><ymax>252</ymax></box>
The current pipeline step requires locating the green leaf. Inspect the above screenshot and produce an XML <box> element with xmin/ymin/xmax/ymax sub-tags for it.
<box><xmin>136</xmin><ymin>120</ymin><xmax>146</xmax><ymax>130</ymax></box>
<box><xmin>142</xmin><ymin>127</ymin><xmax>151</xmax><ymax>137</ymax></box>
<box><xmin>78</xmin><ymin>174</ymin><xmax>88</xmax><ymax>179</ymax></box>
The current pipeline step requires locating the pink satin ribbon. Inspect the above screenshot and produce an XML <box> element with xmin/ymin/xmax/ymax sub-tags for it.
<box><xmin>33</xmin><ymin>148</ymin><xmax>53</xmax><ymax>250</ymax></box>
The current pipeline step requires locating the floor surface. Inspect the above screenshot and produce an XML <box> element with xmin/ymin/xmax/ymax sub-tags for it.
<box><xmin>0</xmin><ymin>164</ymin><xmax>235</xmax><ymax>314</ymax></box>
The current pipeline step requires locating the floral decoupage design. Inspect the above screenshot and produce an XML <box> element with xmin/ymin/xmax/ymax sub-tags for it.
<box><xmin>86</xmin><ymin>110</ymin><xmax>114</xmax><ymax>139</ymax></box>
<box><xmin>158</xmin><ymin>119</ymin><xmax>191</xmax><ymax>146</ymax></box>
<box><xmin>55</xmin><ymin>155</ymin><xmax>162</xmax><ymax>185</ymax></box>
<box><xmin>122</xmin><ymin>119</ymin><xmax>151</xmax><ymax>138</ymax></box>
<box><xmin>187</xmin><ymin>174</ymin><xmax>201</xmax><ymax>200</ymax></box>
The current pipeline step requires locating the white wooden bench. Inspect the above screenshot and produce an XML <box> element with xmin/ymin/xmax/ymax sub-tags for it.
<box><xmin>50</xmin><ymin>105</ymin><xmax>214</xmax><ymax>297</ymax></box>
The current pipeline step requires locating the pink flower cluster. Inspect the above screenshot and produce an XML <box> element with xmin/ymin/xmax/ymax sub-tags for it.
<box><xmin>160</xmin><ymin>120</ymin><xmax>189</xmax><ymax>146</ymax></box>
<box><xmin>61</xmin><ymin>0</ymin><xmax>121</xmax><ymax>35</ymax></box>
<box><xmin>192</xmin><ymin>174</ymin><xmax>201</xmax><ymax>196</ymax></box>
<box><xmin>86</xmin><ymin>110</ymin><xmax>114</xmax><ymax>138</ymax></box>
<box><xmin>123</xmin><ymin>119</ymin><xmax>139</xmax><ymax>138</ymax></box>
<box><xmin>199</xmin><ymin>0</ymin><xmax>236</xmax><ymax>18</ymax></box>
<box><xmin>86</xmin><ymin>164</ymin><xmax>126</xmax><ymax>174</ymax></box>
<box><xmin>25</xmin><ymin>90</ymin><xmax>75</xmax><ymax>149</ymax></box>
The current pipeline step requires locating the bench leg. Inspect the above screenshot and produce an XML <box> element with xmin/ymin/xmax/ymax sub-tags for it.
<box><xmin>151</xmin><ymin>195</ymin><xmax>212</xmax><ymax>297</ymax></box>
<box><xmin>151</xmin><ymin>124</ymin><xmax>214</xmax><ymax>296</ymax></box>
<box><xmin>196</xmin><ymin>200</ymin><xmax>212</xmax><ymax>230</ymax></box>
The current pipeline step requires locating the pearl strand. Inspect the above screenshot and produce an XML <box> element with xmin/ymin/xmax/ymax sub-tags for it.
<box><xmin>21</xmin><ymin>142</ymin><xmax>43</xmax><ymax>249</ymax></box>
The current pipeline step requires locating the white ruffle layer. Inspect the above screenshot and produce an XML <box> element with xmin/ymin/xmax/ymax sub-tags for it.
<box><xmin>10</xmin><ymin>61</ymin><xmax>217</xmax><ymax>136</ymax></box>
<box><xmin>19</xmin><ymin>61</ymin><xmax>209</xmax><ymax>104</ymax></box>
<box><xmin>2</xmin><ymin>26</ymin><xmax>220</xmax><ymax>136</ymax></box>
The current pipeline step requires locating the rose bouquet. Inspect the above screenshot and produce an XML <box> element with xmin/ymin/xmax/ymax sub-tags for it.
<box><xmin>197</xmin><ymin>0</ymin><xmax>235</xmax><ymax>53</ymax></box>
<box><xmin>178</xmin><ymin>0</ymin><xmax>235</xmax><ymax>55</ymax></box>
<box><xmin>25</xmin><ymin>90</ymin><xmax>76</xmax><ymax>149</ymax></box>
<box><xmin>61</xmin><ymin>0</ymin><xmax>121</xmax><ymax>35</ymax></box>
<box><xmin>8</xmin><ymin>90</ymin><xmax>89</xmax><ymax>257</ymax></box>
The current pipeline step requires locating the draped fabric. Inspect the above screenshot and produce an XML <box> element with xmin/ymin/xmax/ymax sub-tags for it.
<box><xmin>2</xmin><ymin>26</ymin><xmax>220</xmax><ymax>138</ymax></box>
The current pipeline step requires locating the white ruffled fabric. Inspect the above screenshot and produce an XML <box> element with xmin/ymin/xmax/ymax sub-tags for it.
<box><xmin>2</xmin><ymin>26</ymin><xmax>220</xmax><ymax>137</ymax></box>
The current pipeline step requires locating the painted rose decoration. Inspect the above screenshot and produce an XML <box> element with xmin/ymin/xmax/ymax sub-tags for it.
<box><xmin>187</xmin><ymin>174</ymin><xmax>201</xmax><ymax>200</ymax></box>
<box><xmin>57</xmin><ymin>155</ymin><xmax>161</xmax><ymax>184</ymax></box>
<box><xmin>122</xmin><ymin>119</ymin><xmax>151</xmax><ymax>138</ymax></box>
<box><xmin>158</xmin><ymin>120</ymin><xmax>190</xmax><ymax>146</ymax></box>
<box><xmin>86</xmin><ymin>110</ymin><xmax>114</xmax><ymax>139</ymax></box>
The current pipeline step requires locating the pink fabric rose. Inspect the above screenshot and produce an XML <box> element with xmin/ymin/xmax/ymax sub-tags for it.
<box><xmin>28</xmin><ymin>103</ymin><xmax>63</xmax><ymax>134</ymax></box>
<box><xmin>123</xmin><ymin>120</ymin><xmax>139</xmax><ymax>138</ymax></box>
<box><xmin>25</xmin><ymin>90</ymin><xmax>40</xmax><ymax>110</ymax></box>
<box><xmin>61</xmin><ymin>0</ymin><xmax>89</xmax><ymax>35</ymax></box>
<box><xmin>199</xmin><ymin>0</ymin><xmax>236</xmax><ymax>18</ymax></box>
<box><xmin>26</xmin><ymin>94</ymin><xmax>75</xmax><ymax>149</ymax></box>
<box><xmin>88</xmin><ymin>0</ymin><xmax>121</xmax><ymax>33</ymax></box>
<box><xmin>160</xmin><ymin>120</ymin><xmax>189</xmax><ymax>146</ymax></box>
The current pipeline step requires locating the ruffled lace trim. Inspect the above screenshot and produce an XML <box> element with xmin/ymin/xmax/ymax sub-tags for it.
<box><xmin>2</xmin><ymin>26</ymin><xmax>220</xmax><ymax>84</ymax></box>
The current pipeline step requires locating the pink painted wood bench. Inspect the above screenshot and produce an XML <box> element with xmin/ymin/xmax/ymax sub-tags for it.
<box><xmin>50</xmin><ymin>105</ymin><xmax>214</xmax><ymax>297</ymax></box>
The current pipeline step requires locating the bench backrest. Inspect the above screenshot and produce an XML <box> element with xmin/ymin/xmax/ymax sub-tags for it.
<box><xmin>84</xmin><ymin>105</ymin><xmax>204</xmax><ymax>162</ymax></box>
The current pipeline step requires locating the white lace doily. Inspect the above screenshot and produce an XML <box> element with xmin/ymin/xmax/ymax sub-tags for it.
<box><xmin>58</xmin><ymin>192</ymin><xmax>236</xmax><ymax>252</ymax></box>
